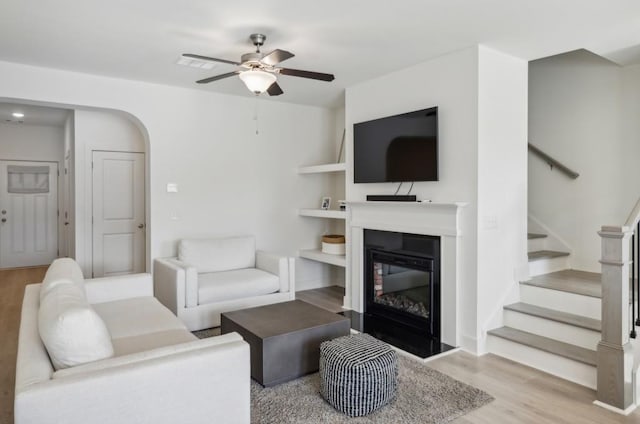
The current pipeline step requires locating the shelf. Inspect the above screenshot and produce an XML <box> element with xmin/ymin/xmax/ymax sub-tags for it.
<box><xmin>298</xmin><ymin>209</ymin><xmax>347</xmax><ymax>219</ymax></box>
<box><xmin>299</xmin><ymin>249</ymin><xmax>346</xmax><ymax>267</ymax></box>
<box><xmin>298</xmin><ymin>163</ymin><xmax>346</xmax><ymax>174</ymax></box>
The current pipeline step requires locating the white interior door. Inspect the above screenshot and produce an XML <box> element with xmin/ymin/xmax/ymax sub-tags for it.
<box><xmin>0</xmin><ymin>161</ymin><xmax>58</xmax><ymax>268</ymax></box>
<box><xmin>92</xmin><ymin>151</ymin><xmax>145</xmax><ymax>277</ymax></box>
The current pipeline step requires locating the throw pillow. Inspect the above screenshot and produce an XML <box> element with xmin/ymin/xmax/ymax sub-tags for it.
<box><xmin>40</xmin><ymin>258</ymin><xmax>85</xmax><ymax>300</ymax></box>
<box><xmin>38</xmin><ymin>283</ymin><xmax>114</xmax><ymax>370</ymax></box>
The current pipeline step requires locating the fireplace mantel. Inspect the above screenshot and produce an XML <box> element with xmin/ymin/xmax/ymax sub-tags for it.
<box><xmin>346</xmin><ymin>200</ymin><xmax>467</xmax><ymax>348</ymax></box>
<box><xmin>347</xmin><ymin>201</ymin><xmax>467</xmax><ymax>237</ymax></box>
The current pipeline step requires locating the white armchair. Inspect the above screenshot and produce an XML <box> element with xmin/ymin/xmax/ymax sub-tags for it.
<box><xmin>154</xmin><ymin>236</ymin><xmax>295</xmax><ymax>331</ymax></box>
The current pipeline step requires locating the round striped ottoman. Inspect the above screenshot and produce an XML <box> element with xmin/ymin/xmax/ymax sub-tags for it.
<box><xmin>319</xmin><ymin>333</ymin><xmax>398</xmax><ymax>417</ymax></box>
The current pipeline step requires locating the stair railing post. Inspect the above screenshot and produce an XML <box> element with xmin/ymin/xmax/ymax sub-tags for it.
<box><xmin>596</xmin><ymin>225</ymin><xmax>634</xmax><ymax>412</ymax></box>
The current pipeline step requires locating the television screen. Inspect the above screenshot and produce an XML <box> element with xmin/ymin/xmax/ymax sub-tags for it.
<box><xmin>353</xmin><ymin>107</ymin><xmax>438</xmax><ymax>183</ymax></box>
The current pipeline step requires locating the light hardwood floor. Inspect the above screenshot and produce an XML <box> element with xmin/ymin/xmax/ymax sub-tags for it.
<box><xmin>2</xmin><ymin>274</ymin><xmax>640</xmax><ymax>423</ymax></box>
<box><xmin>296</xmin><ymin>285</ymin><xmax>346</xmax><ymax>313</ymax></box>
<box><xmin>0</xmin><ymin>266</ymin><xmax>47</xmax><ymax>424</ymax></box>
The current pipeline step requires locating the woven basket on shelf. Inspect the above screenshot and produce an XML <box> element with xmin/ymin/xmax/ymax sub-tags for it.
<box><xmin>322</xmin><ymin>234</ymin><xmax>346</xmax><ymax>255</ymax></box>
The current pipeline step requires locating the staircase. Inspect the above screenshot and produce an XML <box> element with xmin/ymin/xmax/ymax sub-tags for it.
<box><xmin>527</xmin><ymin>232</ymin><xmax>571</xmax><ymax>277</ymax></box>
<box><xmin>488</xmin><ymin>232</ymin><xmax>600</xmax><ymax>388</ymax></box>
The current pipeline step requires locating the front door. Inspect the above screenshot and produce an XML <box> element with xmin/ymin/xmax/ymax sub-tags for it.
<box><xmin>92</xmin><ymin>151</ymin><xmax>145</xmax><ymax>277</ymax></box>
<box><xmin>0</xmin><ymin>160</ymin><xmax>58</xmax><ymax>268</ymax></box>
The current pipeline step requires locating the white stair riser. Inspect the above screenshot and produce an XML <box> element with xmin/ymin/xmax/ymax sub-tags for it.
<box><xmin>487</xmin><ymin>335</ymin><xmax>596</xmax><ymax>389</ymax></box>
<box><xmin>636</xmin><ymin>369</ymin><xmax>640</xmax><ymax>406</ymax></box>
<box><xmin>527</xmin><ymin>238</ymin><xmax>546</xmax><ymax>253</ymax></box>
<box><xmin>529</xmin><ymin>255</ymin><xmax>570</xmax><ymax>277</ymax></box>
<box><xmin>503</xmin><ymin>310</ymin><xmax>600</xmax><ymax>350</ymax></box>
<box><xmin>520</xmin><ymin>285</ymin><xmax>601</xmax><ymax>319</ymax></box>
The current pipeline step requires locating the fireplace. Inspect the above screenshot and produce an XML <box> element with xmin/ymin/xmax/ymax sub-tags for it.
<box><xmin>362</xmin><ymin>229</ymin><xmax>442</xmax><ymax>356</ymax></box>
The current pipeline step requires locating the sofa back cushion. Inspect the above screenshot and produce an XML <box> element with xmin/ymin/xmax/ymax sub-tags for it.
<box><xmin>40</xmin><ymin>258</ymin><xmax>85</xmax><ymax>300</ymax></box>
<box><xmin>178</xmin><ymin>236</ymin><xmax>256</xmax><ymax>273</ymax></box>
<box><xmin>38</xmin><ymin>283</ymin><xmax>114</xmax><ymax>370</ymax></box>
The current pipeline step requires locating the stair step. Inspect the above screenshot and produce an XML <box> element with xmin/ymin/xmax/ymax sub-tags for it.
<box><xmin>528</xmin><ymin>250</ymin><xmax>570</xmax><ymax>261</ymax></box>
<box><xmin>488</xmin><ymin>326</ymin><xmax>597</xmax><ymax>366</ymax></box>
<box><xmin>527</xmin><ymin>232</ymin><xmax>547</xmax><ymax>240</ymax></box>
<box><xmin>521</xmin><ymin>270</ymin><xmax>601</xmax><ymax>298</ymax></box>
<box><xmin>504</xmin><ymin>302</ymin><xmax>601</xmax><ymax>332</ymax></box>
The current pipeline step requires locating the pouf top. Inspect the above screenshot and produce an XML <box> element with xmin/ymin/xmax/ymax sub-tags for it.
<box><xmin>320</xmin><ymin>333</ymin><xmax>395</xmax><ymax>367</ymax></box>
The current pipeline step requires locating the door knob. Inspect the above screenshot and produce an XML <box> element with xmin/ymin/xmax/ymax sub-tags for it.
<box><xmin>64</xmin><ymin>222</ymin><xmax>70</xmax><ymax>226</ymax></box>
<box><xmin>138</xmin><ymin>223</ymin><xmax>145</xmax><ymax>229</ymax></box>
<box><xmin>1</xmin><ymin>218</ymin><xmax>6</xmax><ymax>223</ymax></box>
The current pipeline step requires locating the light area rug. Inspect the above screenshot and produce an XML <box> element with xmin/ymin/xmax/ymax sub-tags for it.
<box><xmin>194</xmin><ymin>327</ymin><xmax>493</xmax><ymax>423</ymax></box>
<box><xmin>250</xmin><ymin>354</ymin><xmax>493</xmax><ymax>424</ymax></box>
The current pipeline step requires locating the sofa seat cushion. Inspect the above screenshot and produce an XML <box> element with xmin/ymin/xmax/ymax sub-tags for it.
<box><xmin>198</xmin><ymin>268</ymin><xmax>279</xmax><ymax>305</ymax></box>
<box><xmin>111</xmin><ymin>329</ymin><xmax>197</xmax><ymax>356</ymax></box>
<box><xmin>93</xmin><ymin>297</ymin><xmax>187</xmax><ymax>339</ymax></box>
<box><xmin>179</xmin><ymin>236</ymin><xmax>256</xmax><ymax>273</ymax></box>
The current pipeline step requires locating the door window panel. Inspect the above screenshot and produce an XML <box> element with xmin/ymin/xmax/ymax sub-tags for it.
<box><xmin>7</xmin><ymin>165</ymin><xmax>50</xmax><ymax>194</ymax></box>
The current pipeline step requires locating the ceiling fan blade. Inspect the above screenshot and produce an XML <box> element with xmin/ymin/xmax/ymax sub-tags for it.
<box><xmin>267</xmin><ymin>82</ymin><xmax>284</xmax><ymax>96</ymax></box>
<box><xmin>196</xmin><ymin>71</ymin><xmax>239</xmax><ymax>84</ymax></box>
<box><xmin>183</xmin><ymin>53</ymin><xmax>240</xmax><ymax>66</ymax></box>
<box><xmin>278</xmin><ymin>68</ymin><xmax>335</xmax><ymax>82</ymax></box>
<box><xmin>261</xmin><ymin>49</ymin><xmax>294</xmax><ymax>66</ymax></box>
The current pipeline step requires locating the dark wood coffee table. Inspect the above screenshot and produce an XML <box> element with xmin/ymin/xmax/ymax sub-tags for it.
<box><xmin>221</xmin><ymin>300</ymin><xmax>350</xmax><ymax>387</ymax></box>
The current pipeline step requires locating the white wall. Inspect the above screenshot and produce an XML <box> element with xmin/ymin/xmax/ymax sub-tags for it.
<box><xmin>73</xmin><ymin>109</ymin><xmax>146</xmax><ymax>276</ymax></box>
<box><xmin>0</xmin><ymin>60</ymin><xmax>337</xmax><ymax>290</ymax></box>
<box><xmin>476</xmin><ymin>47</ymin><xmax>529</xmax><ymax>349</ymax></box>
<box><xmin>0</xmin><ymin>123</ymin><xmax>63</xmax><ymax>162</ymax></box>
<box><xmin>345</xmin><ymin>47</ymin><xmax>481</xmax><ymax>351</ymax></box>
<box><xmin>329</xmin><ymin>105</ymin><xmax>346</xmax><ymax>287</ymax></box>
<box><xmin>62</xmin><ymin>113</ymin><xmax>75</xmax><ymax>258</ymax></box>
<box><xmin>621</xmin><ymin>64</ymin><xmax>640</xmax><ymax>225</ymax></box>
<box><xmin>0</xmin><ymin>122</ymin><xmax>66</xmax><ymax>256</ymax></box>
<box><xmin>529</xmin><ymin>50</ymin><xmax>633</xmax><ymax>272</ymax></box>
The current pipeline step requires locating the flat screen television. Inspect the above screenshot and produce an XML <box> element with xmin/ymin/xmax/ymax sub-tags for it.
<box><xmin>353</xmin><ymin>107</ymin><xmax>438</xmax><ymax>183</ymax></box>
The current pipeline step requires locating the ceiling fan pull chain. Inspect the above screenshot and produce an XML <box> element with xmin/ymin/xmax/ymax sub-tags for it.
<box><xmin>254</xmin><ymin>96</ymin><xmax>260</xmax><ymax>135</ymax></box>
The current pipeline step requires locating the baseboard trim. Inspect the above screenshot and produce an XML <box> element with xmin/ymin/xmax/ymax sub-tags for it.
<box><xmin>462</xmin><ymin>334</ymin><xmax>479</xmax><ymax>354</ymax></box>
<box><xmin>593</xmin><ymin>400</ymin><xmax>636</xmax><ymax>415</ymax></box>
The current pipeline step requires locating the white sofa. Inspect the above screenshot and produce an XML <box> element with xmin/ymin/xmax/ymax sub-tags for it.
<box><xmin>15</xmin><ymin>258</ymin><xmax>250</xmax><ymax>424</ymax></box>
<box><xmin>154</xmin><ymin>236</ymin><xmax>295</xmax><ymax>331</ymax></box>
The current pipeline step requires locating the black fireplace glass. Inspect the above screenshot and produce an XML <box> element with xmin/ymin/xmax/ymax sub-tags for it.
<box><xmin>372</xmin><ymin>259</ymin><xmax>430</xmax><ymax>319</ymax></box>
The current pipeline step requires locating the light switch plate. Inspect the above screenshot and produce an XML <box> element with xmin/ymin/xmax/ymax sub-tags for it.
<box><xmin>167</xmin><ymin>183</ymin><xmax>178</xmax><ymax>193</ymax></box>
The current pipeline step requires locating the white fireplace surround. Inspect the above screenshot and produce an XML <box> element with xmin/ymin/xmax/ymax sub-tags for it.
<box><xmin>346</xmin><ymin>201</ymin><xmax>467</xmax><ymax>348</ymax></box>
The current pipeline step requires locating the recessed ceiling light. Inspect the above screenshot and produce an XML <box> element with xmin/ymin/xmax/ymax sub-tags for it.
<box><xmin>12</xmin><ymin>112</ymin><xmax>24</xmax><ymax>118</ymax></box>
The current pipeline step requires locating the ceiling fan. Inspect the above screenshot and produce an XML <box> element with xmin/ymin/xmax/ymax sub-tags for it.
<box><xmin>183</xmin><ymin>33</ymin><xmax>335</xmax><ymax>96</ymax></box>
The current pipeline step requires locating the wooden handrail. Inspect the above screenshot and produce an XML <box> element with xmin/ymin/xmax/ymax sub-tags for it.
<box><xmin>625</xmin><ymin>197</ymin><xmax>640</xmax><ymax>228</ymax></box>
<box><xmin>528</xmin><ymin>143</ymin><xmax>579</xmax><ymax>179</ymax></box>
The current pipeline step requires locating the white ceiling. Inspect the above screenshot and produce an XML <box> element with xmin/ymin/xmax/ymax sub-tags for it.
<box><xmin>1</xmin><ymin>1</ymin><xmax>640</xmax><ymax>108</ymax></box>
<box><xmin>0</xmin><ymin>103</ymin><xmax>70</xmax><ymax>127</ymax></box>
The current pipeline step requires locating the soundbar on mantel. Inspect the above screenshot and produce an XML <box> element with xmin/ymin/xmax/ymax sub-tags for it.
<box><xmin>366</xmin><ymin>195</ymin><xmax>417</xmax><ymax>202</ymax></box>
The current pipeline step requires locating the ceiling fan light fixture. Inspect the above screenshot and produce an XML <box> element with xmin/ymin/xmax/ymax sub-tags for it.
<box><xmin>239</xmin><ymin>69</ymin><xmax>276</xmax><ymax>94</ymax></box>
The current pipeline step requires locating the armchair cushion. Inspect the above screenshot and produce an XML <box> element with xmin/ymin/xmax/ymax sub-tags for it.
<box><xmin>38</xmin><ymin>283</ymin><xmax>114</xmax><ymax>370</ymax></box>
<box><xmin>178</xmin><ymin>236</ymin><xmax>256</xmax><ymax>273</ymax></box>
<box><xmin>198</xmin><ymin>268</ymin><xmax>280</xmax><ymax>304</ymax></box>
